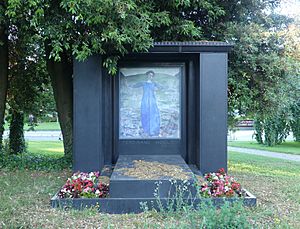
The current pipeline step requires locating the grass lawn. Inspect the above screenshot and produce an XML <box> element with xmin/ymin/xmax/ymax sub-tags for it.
<box><xmin>27</xmin><ymin>141</ymin><xmax>64</xmax><ymax>158</ymax></box>
<box><xmin>228</xmin><ymin>141</ymin><xmax>300</xmax><ymax>155</ymax></box>
<box><xmin>0</xmin><ymin>142</ymin><xmax>299</xmax><ymax>228</ymax></box>
<box><xmin>228</xmin><ymin>152</ymin><xmax>300</xmax><ymax>227</ymax></box>
<box><xmin>4</xmin><ymin>122</ymin><xmax>61</xmax><ymax>131</ymax></box>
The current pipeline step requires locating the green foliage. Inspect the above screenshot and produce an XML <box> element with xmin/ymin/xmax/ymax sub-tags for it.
<box><xmin>264</xmin><ymin>115</ymin><xmax>290</xmax><ymax>146</ymax></box>
<box><xmin>8</xmin><ymin>111</ymin><xmax>25</xmax><ymax>154</ymax></box>
<box><xmin>19</xmin><ymin>0</ymin><xmax>203</xmax><ymax>74</ymax></box>
<box><xmin>291</xmin><ymin>102</ymin><xmax>300</xmax><ymax>142</ymax></box>
<box><xmin>199</xmin><ymin>201</ymin><xmax>250</xmax><ymax>229</ymax></box>
<box><xmin>186</xmin><ymin>1</ymin><xmax>299</xmax><ymax>146</ymax></box>
<box><xmin>198</xmin><ymin>201</ymin><xmax>250</xmax><ymax>228</ymax></box>
<box><xmin>171</xmin><ymin>1</ymin><xmax>299</xmax><ymax>145</ymax></box>
<box><xmin>0</xmin><ymin>151</ymin><xmax>71</xmax><ymax>171</ymax></box>
<box><xmin>254</xmin><ymin>112</ymin><xmax>291</xmax><ymax>146</ymax></box>
<box><xmin>0</xmin><ymin>2</ymin><xmax>7</xmax><ymax>27</ymax></box>
<box><xmin>3</xmin><ymin>0</ymin><xmax>54</xmax><ymax>153</ymax></box>
<box><xmin>224</xmin><ymin>21</ymin><xmax>300</xmax><ymax>145</ymax></box>
<box><xmin>31</xmin><ymin>85</ymin><xmax>57</xmax><ymax>122</ymax></box>
<box><xmin>142</xmin><ymin>199</ymin><xmax>251</xmax><ymax>228</ymax></box>
<box><xmin>0</xmin><ymin>124</ymin><xmax>3</xmax><ymax>151</ymax></box>
<box><xmin>254</xmin><ymin>117</ymin><xmax>264</xmax><ymax>144</ymax></box>
<box><xmin>225</xmin><ymin>23</ymin><xmax>285</xmax><ymax>117</ymax></box>
<box><xmin>0</xmin><ymin>139</ymin><xmax>68</xmax><ymax>170</ymax></box>
<box><xmin>141</xmin><ymin>179</ymin><xmax>251</xmax><ymax>228</ymax></box>
<box><xmin>2</xmin><ymin>0</ymin><xmax>299</xmax><ymax>152</ymax></box>
<box><xmin>252</xmin><ymin>68</ymin><xmax>300</xmax><ymax>145</ymax></box>
<box><xmin>7</xmin><ymin>31</ymin><xmax>49</xmax><ymax>115</ymax></box>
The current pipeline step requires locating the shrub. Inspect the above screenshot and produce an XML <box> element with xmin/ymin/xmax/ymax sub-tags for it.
<box><xmin>142</xmin><ymin>197</ymin><xmax>251</xmax><ymax>228</ymax></box>
<box><xmin>0</xmin><ymin>153</ymin><xmax>71</xmax><ymax>171</ymax></box>
<box><xmin>195</xmin><ymin>201</ymin><xmax>251</xmax><ymax>229</ymax></box>
<box><xmin>141</xmin><ymin>171</ymin><xmax>251</xmax><ymax>228</ymax></box>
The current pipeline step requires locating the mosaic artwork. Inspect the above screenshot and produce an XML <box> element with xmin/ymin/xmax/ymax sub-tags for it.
<box><xmin>119</xmin><ymin>66</ymin><xmax>182</xmax><ymax>139</ymax></box>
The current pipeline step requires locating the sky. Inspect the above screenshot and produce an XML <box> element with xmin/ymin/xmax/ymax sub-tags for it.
<box><xmin>277</xmin><ymin>0</ymin><xmax>300</xmax><ymax>18</ymax></box>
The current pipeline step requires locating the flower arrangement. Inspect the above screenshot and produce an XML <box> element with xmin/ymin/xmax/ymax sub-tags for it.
<box><xmin>199</xmin><ymin>168</ymin><xmax>243</xmax><ymax>198</ymax></box>
<box><xmin>58</xmin><ymin>171</ymin><xmax>109</xmax><ymax>198</ymax></box>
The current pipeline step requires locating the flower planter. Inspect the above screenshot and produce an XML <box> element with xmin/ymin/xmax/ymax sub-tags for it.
<box><xmin>51</xmin><ymin>168</ymin><xmax>256</xmax><ymax>214</ymax></box>
<box><xmin>51</xmin><ymin>188</ymin><xmax>256</xmax><ymax>214</ymax></box>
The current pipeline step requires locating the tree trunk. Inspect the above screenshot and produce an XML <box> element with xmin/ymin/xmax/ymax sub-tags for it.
<box><xmin>0</xmin><ymin>19</ymin><xmax>9</xmax><ymax>150</ymax></box>
<box><xmin>9</xmin><ymin>110</ymin><xmax>25</xmax><ymax>154</ymax></box>
<box><xmin>45</xmin><ymin>44</ymin><xmax>73</xmax><ymax>160</ymax></box>
<box><xmin>291</xmin><ymin>106</ymin><xmax>300</xmax><ymax>142</ymax></box>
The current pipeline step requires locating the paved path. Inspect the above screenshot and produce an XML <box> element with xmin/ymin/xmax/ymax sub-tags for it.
<box><xmin>3</xmin><ymin>131</ymin><xmax>299</xmax><ymax>162</ymax></box>
<box><xmin>2</xmin><ymin>130</ymin><xmax>295</xmax><ymax>141</ymax></box>
<box><xmin>3</xmin><ymin>130</ymin><xmax>61</xmax><ymax>141</ymax></box>
<box><xmin>228</xmin><ymin>146</ymin><xmax>300</xmax><ymax>162</ymax></box>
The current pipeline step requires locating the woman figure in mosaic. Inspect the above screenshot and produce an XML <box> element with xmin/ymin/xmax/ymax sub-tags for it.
<box><xmin>132</xmin><ymin>70</ymin><xmax>161</xmax><ymax>137</ymax></box>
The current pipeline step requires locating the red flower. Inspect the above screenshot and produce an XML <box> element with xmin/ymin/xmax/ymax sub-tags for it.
<box><xmin>231</xmin><ymin>182</ymin><xmax>241</xmax><ymax>190</ymax></box>
<box><xmin>226</xmin><ymin>189</ymin><xmax>234</xmax><ymax>197</ymax></box>
<box><xmin>218</xmin><ymin>168</ymin><xmax>226</xmax><ymax>175</ymax></box>
<box><xmin>200</xmin><ymin>168</ymin><xmax>242</xmax><ymax>198</ymax></box>
<box><xmin>58</xmin><ymin>171</ymin><xmax>109</xmax><ymax>199</ymax></box>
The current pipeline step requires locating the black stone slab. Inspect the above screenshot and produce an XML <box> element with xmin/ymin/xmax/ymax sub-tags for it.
<box><xmin>51</xmin><ymin>189</ymin><xmax>256</xmax><ymax>214</ymax></box>
<box><xmin>110</xmin><ymin>155</ymin><xmax>196</xmax><ymax>198</ymax></box>
<box><xmin>199</xmin><ymin>53</ymin><xmax>228</xmax><ymax>174</ymax></box>
<box><xmin>73</xmin><ymin>56</ymin><xmax>103</xmax><ymax>172</ymax></box>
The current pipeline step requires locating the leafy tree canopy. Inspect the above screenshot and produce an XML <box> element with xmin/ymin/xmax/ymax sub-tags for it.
<box><xmin>3</xmin><ymin>0</ymin><xmax>282</xmax><ymax>73</ymax></box>
<box><xmin>2</xmin><ymin>0</ymin><xmax>299</xmax><ymax>148</ymax></box>
<box><xmin>4</xmin><ymin>0</ymin><xmax>206</xmax><ymax>74</ymax></box>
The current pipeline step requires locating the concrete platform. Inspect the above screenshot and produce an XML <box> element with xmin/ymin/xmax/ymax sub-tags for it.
<box><xmin>109</xmin><ymin>155</ymin><xmax>196</xmax><ymax>198</ymax></box>
<box><xmin>51</xmin><ymin>189</ymin><xmax>257</xmax><ymax>214</ymax></box>
<box><xmin>51</xmin><ymin>156</ymin><xmax>257</xmax><ymax>213</ymax></box>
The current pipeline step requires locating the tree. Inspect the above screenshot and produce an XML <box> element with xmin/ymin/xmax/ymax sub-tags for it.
<box><xmin>291</xmin><ymin>102</ymin><xmax>300</xmax><ymax>142</ymax></box>
<box><xmin>35</xmin><ymin>0</ymin><xmax>203</xmax><ymax>158</ymax></box>
<box><xmin>3</xmin><ymin>0</ymin><xmax>204</xmax><ymax>158</ymax></box>
<box><xmin>4</xmin><ymin>0</ymin><xmax>298</xmax><ymax>154</ymax></box>
<box><xmin>0</xmin><ymin>0</ymin><xmax>8</xmax><ymax>150</ymax></box>
<box><xmin>281</xmin><ymin>21</ymin><xmax>300</xmax><ymax>142</ymax></box>
<box><xmin>181</xmin><ymin>0</ymin><xmax>299</xmax><ymax>145</ymax></box>
<box><xmin>32</xmin><ymin>83</ymin><xmax>57</xmax><ymax>123</ymax></box>
<box><xmin>223</xmin><ymin>20</ymin><xmax>300</xmax><ymax>145</ymax></box>
<box><xmin>167</xmin><ymin>1</ymin><xmax>293</xmax><ymax>134</ymax></box>
<box><xmin>5</xmin><ymin>0</ymin><xmax>49</xmax><ymax>154</ymax></box>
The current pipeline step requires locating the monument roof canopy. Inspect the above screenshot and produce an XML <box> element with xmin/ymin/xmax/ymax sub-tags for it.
<box><xmin>149</xmin><ymin>41</ymin><xmax>233</xmax><ymax>53</ymax></box>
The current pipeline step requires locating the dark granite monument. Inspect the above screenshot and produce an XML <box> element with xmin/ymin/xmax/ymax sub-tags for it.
<box><xmin>51</xmin><ymin>41</ymin><xmax>257</xmax><ymax>213</ymax></box>
<box><xmin>73</xmin><ymin>41</ymin><xmax>231</xmax><ymax>174</ymax></box>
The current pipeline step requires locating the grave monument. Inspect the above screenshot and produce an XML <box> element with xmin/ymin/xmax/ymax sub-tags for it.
<box><xmin>53</xmin><ymin>41</ymin><xmax>248</xmax><ymax>213</ymax></box>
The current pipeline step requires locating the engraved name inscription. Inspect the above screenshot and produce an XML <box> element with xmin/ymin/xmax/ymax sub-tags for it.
<box><xmin>122</xmin><ymin>140</ymin><xmax>175</xmax><ymax>145</ymax></box>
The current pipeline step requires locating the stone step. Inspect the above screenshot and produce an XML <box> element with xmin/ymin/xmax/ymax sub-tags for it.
<box><xmin>109</xmin><ymin>155</ymin><xmax>196</xmax><ymax>198</ymax></box>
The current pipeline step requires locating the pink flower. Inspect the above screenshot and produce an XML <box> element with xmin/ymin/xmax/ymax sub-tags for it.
<box><xmin>200</xmin><ymin>168</ymin><xmax>241</xmax><ymax>198</ymax></box>
<box><xmin>58</xmin><ymin>171</ymin><xmax>109</xmax><ymax>199</ymax></box>
<box><xmin>218</xmin><ymin>168</ymin><xmax>226</xmax><ymax>175</ymax></box>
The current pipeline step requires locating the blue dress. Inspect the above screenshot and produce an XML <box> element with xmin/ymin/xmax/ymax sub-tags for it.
<box><xmin>133</xmin><ymin>81</ymin><xmax>160</xmax><ymax>136</ymax></box>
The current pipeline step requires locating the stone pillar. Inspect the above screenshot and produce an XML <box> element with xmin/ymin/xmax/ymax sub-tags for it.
<box><xmin>199</xmin><ymin>53</ymin><xmax>228</xmax><ymax>174</ymax></box>
<box><xmin>73</xmin><ymin>56</ymin><xmax>103</xmax><ymax>172</ymax></box>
